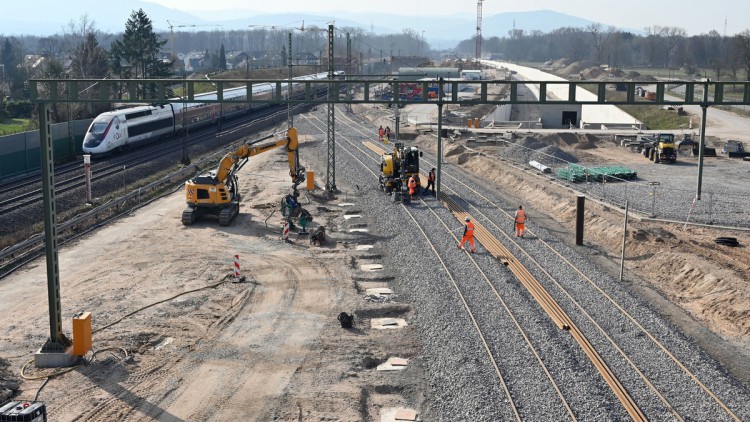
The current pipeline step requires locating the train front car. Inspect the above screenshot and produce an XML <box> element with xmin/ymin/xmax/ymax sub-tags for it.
<box><xmin>83</xmin><ymin>105</ymin><xmax>176</xmax><ymax>154</ymax></box>
<box><xmin>83</xmin><ymin>111</ymin><xmax>123</xmax><ymax>154</ymax></box>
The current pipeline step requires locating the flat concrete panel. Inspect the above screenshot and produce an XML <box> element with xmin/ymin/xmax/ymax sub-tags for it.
<box><xmin>376</xmin><ymin>357</ymin><xmax>409</xmax><ymax>371</ymax></box>
<box><xmin>34</xmin><ymin>347</ymin><xmax>78</xmax><ymax>368</ymax></box>
<box><xmin>371</xmin><ymin>318</ymin><xmax>407</xmax><ymax>329</ymax></box>
<box><xmin>361</xmin><ymin>264</ymin><xmax>383</xmax><ymax>271</ymax></box>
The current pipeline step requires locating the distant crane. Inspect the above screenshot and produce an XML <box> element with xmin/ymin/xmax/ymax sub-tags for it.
<box><xmin>476</xmin><ymin>0</ymin><xmax>483</xmax><ymax>62</ymax></box>
<box><xmin>167</xmin><ymin>20</ymin><xmax>222</xmax><ymax>56</ymax></box>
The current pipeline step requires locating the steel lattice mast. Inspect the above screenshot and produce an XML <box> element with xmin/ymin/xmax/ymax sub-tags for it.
<box><xmin>476</xmin><ymin>0</ymin><xmax>483</xmax><ymax>61</ymax></box>
<box><xmin>326</xmin><ymin>24</ymin><xmax>337</xmax><ymax>192</ymax></box>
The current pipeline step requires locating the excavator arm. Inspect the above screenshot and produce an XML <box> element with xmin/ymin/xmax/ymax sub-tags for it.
<box><xmin>213</xmin><ymin>127</ymin><xmax>304</xmax><ymax>189</ymax></box>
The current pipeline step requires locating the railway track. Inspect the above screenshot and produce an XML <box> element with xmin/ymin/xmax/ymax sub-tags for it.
<box><xmin>0</xmin><ymin>104</ymin><xmax>295</xmax><ymax>214</ymax></box>
<box><xmin>297</xmin><ymin>107</ymin><xmax>747</xmax><ymax>421</ymax></box>
<box><xmin>0</xmin><ymin>105</ymin><xmax>296</xmax><ymax>278</ymax></box>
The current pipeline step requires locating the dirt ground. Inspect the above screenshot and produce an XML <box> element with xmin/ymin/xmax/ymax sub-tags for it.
<box><xmin>1</xmin><ymin>107</ymin><xmax>748</xmax><ymax>420</ymax></box>
<box><xmin>408</xmin><ymin>130</ymin><xmax>750</xmax><ymax>383</ymax></box>
<box><xmin>0</xmin><ymin>138</ymin><xmax>424</xmax><ymax>421</ymax></box>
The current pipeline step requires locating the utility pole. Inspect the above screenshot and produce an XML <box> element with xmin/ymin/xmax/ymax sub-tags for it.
<box><xmin>326</xmin><ymin>24</ymin><xmax>337</xmax><ymax>193</ymax></box>
<box><xmin>347</xmin><ymin>32</ymin><xmax>352</xmax><ymax>112</ymax></box>
<box><xmin>288</xmin><ymin>32</ymin><xmax>293</xmax><ymax>129</ymax></box>
<box><xmin>476</xmin><ymin>0</ymin><xmax>483</xmax><ymax>62</ymax></box>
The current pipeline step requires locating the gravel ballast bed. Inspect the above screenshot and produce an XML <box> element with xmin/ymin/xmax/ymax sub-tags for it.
<box><xmin>295</xmin><ymin>106</ymin><xmax>750</xmax><ymax>421</ymax></box>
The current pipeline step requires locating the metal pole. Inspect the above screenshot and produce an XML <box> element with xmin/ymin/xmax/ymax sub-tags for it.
<box><xmin>696</xmin><ymin>104</ymin><xmax>707</xmax><ymax>200</ymax></box>
<box><xmin>288</xmin><ymin>32</ymin><xmax>293</xmax><ymax>129</ymax></box>
<box><xmin>395</xmin><ymin>107</ymin><xmax>400</xmax><ymax>142</ymax></box>
<box><xmin>84</xmin><ymin>154</ymin><xmax>92</xmax><ymax>204</ymax></box>
<box><xmin>436</xmin><ymin>78</ymin><xmax>445</xmax><ymax>198</ymax></box>
<box><xmin>575</xmin><ymin>195</ymin><xmax>585</xmax><ymax>246</ymax></box>
<box><xmin>181</xmin><ymin>77</ymin><xmax>190</xmax><ymax>165</ymax></box>
<box><xmin>346</xmin><ymin>33</ymin><xmax>352</xmax><ymax>112</ymax></box>
<box><xmin>325</xmin><ymin>24</ymin><xmax>337</xmax><ymax>192</ymax></box>
<box><xmin>39</xmin><ymin>103</ymin><xmax>70</xmax><ymax>352</ymax></box>
<box><xmin>619</xmin><ymin>200</ymin><xmax>629</xmax><ymax>282</ymax></box>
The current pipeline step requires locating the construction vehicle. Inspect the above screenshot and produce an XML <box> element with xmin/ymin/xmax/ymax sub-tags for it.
<box><xmin>722</xmin><ymin>140</ymin><xmax>746</xmax><ymax>154</ymax></box>
<box><xmin>182</xmin><ymin>128</ymin><xmax>305</xmax><ymax>226</ymax></box>
<box><xmin>379</xmin><ymin>142</ymin><xmax>422</xmax><ymax>203</ymax></box>
<box><xmin>640</xmin><ymin>133</ymin><xmax>677</xmax><ymax>163</ymax></box>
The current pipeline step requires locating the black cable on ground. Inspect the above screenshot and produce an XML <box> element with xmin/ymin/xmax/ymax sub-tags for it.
<box><xmin>93</xmin><ymin>275</ymin><xmax>231</xmax><ymax>334</ymax></box>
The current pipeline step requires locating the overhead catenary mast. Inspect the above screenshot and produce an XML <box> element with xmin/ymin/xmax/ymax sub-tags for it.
<box><xmin>476</xmin><ymin>0</ymin><xmax>483</xmax><ymax>61</ymax></box>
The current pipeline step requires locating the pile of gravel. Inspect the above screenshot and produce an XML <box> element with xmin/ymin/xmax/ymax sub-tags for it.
<box><xmin>530</xmin><ymin>145</ymin><xmax>578</xmax><ymax>166</ymax></box>
<box><xmin>503</xmin><ymin>136</ymin><xmax>547</xmax><ymax>162</ymax></box>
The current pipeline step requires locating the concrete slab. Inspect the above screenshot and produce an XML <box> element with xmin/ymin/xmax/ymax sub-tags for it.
<box><xmin>338</xmin><ymin>203</ymin><xmax>355</xmax><ymax>207</ymax></box>
<box><xmin>349</xmin><ymin>228</ymin><xmax>369</xmax><ymax>233</ymax></box>
<box><xmin>371</xmin><ymin>318</ymin><xmax>407</xmax><ymax>329</ymax></box>
<box><xmin>34</xmin><ymin>347</ymin><xmax>78</xmax><ymax>368</ymax></box>
<box><xmin>344</xmin><ymin>214</ymin><xmax>362</xmax><ymax>220</ymax></box>
<box><xmin>381</xmin><ymin>408</ymin><xmax>419</xmax><ymax>422</ymax></box>
<box><xmin>360</xmin><ymin>264</ymin><xmax>383</xmax><ymax>271</ymax></box>
<box><xmin>376</xmin><ymin>357</ymin><xmax>409</xmax><ymax>371</ymax></box>
<box><xmin>357</xmin><ymin>281</ymin><xmax>391</xmax><ymax>291</ymax></box>
<box><xmin>355</xmin><ymin>244</ymin><xmax>374</xmax><ymax>251</ymax></box>
<box><xmin>365</xmin><ymin>287</ymin><xmax>394</xmax><ymax>297</ymax></box>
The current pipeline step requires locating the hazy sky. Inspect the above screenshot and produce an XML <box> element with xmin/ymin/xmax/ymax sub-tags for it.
<box><xmin>143</xmin><ymin>0</ymin><xmax>749</xmax><ymax>35</ymax></box>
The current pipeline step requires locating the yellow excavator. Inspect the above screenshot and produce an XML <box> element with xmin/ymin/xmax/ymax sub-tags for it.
<box><xmin>182</xmin><ymin>127</ymin><xmax>305</xmax><ymax>226</ymax></box>
<box><xmin>379</xmin><ymin>142</ymin><xmax>422</xmax><ymax>203</ymax></box>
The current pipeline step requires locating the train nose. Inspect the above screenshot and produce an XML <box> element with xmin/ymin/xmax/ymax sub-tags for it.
<box><xmin>83</xmin><ymin>134</ymin><xmax>103</xmax><ymax>149</ymax></box>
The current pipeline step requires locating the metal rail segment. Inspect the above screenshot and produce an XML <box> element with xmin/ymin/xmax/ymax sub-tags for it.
<box><xmin>28</xmin><ymin>79</ymin><xmax>750</xmax><ymax>106</ymax></box>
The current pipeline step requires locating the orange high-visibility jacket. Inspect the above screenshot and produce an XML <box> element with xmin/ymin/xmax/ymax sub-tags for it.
<box><xmin>515</xmin><ymin>209</ymin><xmax>526</xmax><ymax>223</ymax></box>
<box><xmin>464</xmin><ymin>221</ymin><xmax>475</xmax><ymax>236</ymax></box>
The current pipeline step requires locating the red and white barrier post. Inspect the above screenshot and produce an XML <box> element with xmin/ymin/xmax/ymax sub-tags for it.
<box><xmin>234</xmin><ymin>254</ymin><xmax>241</xmax><ymax>279</ymax></box>
<box><xmin>281</xmin><ymin>221</ymin><xmax>290</xmax><ymax>241</ymax></box>
<box><xmin>83</xmin><ymin>154</ymin><xmax>92</xmax><ymax>204</ymax></box>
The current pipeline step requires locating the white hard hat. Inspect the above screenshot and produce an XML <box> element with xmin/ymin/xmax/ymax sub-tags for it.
<box><xmin>465</xmin><ymin>217</ymin><xmax>470</xmax><ymax>222</ymax></box>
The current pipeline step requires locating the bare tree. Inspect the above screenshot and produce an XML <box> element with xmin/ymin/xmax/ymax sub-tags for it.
<box><xmin>662</xmin><ymin>26</ymin><xmax>687</xmax><ymax>68</ymax></box>
<box><xmin>733</xmin><ymin>30</ymin><xmax>750</xmax><ymax>81</ymax></box>
<box><xmin>587</xmin><ymin>23</ymin><xmax>614</xmax><ymax>64</ymax></box>
<box><xmin>644</xmin><ymin>26</ymin><xmax>664</xmax><ymax>67</ymax></box>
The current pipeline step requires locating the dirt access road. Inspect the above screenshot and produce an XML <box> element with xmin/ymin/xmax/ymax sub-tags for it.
<box><xmin>0</xmin><ymin>135</ymin><xmax>423</xmax><ymax>421</ymax></box>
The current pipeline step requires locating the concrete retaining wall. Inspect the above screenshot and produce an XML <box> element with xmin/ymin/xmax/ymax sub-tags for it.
<box><xmin>483</xmin><ymin>61</ymin><xmax>643</xmax><ymax>128</ymax></box>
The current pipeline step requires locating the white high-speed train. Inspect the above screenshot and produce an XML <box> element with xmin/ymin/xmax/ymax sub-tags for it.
<box><xmin>82</xmin><ymin>71</ymin><xmax>342</xmax><ymax>154</ymax></box>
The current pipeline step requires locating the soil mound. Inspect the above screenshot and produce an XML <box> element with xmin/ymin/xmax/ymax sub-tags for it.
<box><xmin>445</xmin><ymin>145</ymin><xmax>467</xmax><ymax>157</ymax></box>
<box><xmin>531</xmin><ymin>145</ymin><xmax>578</xmax><ymax>165</ymax></box>
<box><xmin>581</xmin><ymin>67</ymin><xmax>605</xmax><ymax>79</ymax></box>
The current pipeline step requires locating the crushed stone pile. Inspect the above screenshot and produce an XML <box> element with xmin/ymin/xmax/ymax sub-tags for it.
<box><xmin>530</xmin><ymin>145</ymin><xmax>579</xmax><ymax>166</ymax></box>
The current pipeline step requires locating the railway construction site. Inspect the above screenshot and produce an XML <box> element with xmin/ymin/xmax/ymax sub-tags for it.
<box><xmin>1</xmin><ymin>99</ymin><xmax>749</xmax><ymax>420</ymax></box>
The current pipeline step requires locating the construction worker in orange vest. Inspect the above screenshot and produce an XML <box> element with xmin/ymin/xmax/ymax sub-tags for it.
<box><xmin>458</xmin><ymin>216</ymin><xmax>476</xmax><ymax>253</ymax></box>
<box><xmin>378</xmin><ymin>125</ymin><xmax>384</xmax><ymax>142</ymax></box>
<box><xmin>425</xmin><ymin>168</ymin><xmax>436</xmax><ymax>196</ymax></box>
<box><xmin>408</xmin><ymin>174</ymin><xmax>418</xmax><ymax>197</ymax></box>
<box><xmin>514</xmin><ymin>205</ymin><xmax>527</xmax><ymax>237</ymax></box>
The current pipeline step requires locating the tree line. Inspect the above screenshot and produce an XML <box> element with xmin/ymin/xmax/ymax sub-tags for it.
<box><xmin>0</xmin><ymin>9</ymin><xmax>429</xmax><ymax>124</ymax></box>
<box><xmin>456</xmin><ymin>23</ymin><xmax>750</xmax><ymax>81</ymax></box>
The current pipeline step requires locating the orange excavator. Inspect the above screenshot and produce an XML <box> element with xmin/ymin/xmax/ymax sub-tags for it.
<box><xmin>182</xmin><ymin>128</ymin><xmax>305</xmax><ymax>226</ymax></box>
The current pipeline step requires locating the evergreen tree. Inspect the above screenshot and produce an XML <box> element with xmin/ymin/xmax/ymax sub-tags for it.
<box><xmin>110</xmin><ymin>9</ymin><xmax>171</xmax><ymax>98</ymax></box>
<box><xmin>71</xmin><ymin>33</ymin><xmax>109</xmax><ymax>79</ymax></box>
<box><xmin>1</xmin><ymin>37</ymin><xmax>25</xmax><ymax>99</ymax></box>
<box><xmin>219</xmin><ymin>44</ymin><xmax>227</xmax><ymax>70</ymax></box>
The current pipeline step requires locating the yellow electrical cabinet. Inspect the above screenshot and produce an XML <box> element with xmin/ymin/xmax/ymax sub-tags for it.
<box><xmin>72</xmin><ymin>312</ymin><xmax>92</xmax><ymax>356</ymax></box>
<box><xmin>307</xmin><ymin>171</ymin><xmax>315</xmax><ymax>191</ymax></box>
